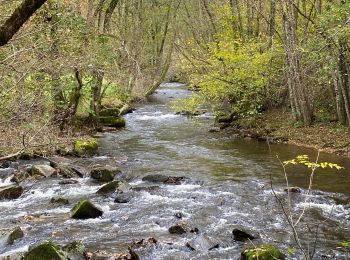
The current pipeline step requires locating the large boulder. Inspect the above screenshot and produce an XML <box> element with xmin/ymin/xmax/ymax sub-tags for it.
<box><xmin>24</xmin><ymin>241</ymin><xmax>67</xmax><ymax>260</ymax></box>
<box><xmin>30</xmin><ymin>165</ymin><xmax>56</xmax><ymax>178</ymax></box>
<box><xmin>241</xmin><ymin>244</ymin><xmax>285</xmax><ymax>260</ymax></box>
<box><xmin>99</xmin><ymin>116</ymin><xmax>126</xmax><ymax>128</ymax></box>
<box><xmin>73</xmin><ymin>138</ymin><xmax>99</xmax><ymax>156</ymax></box>
<box><xmin>0</xmin><ymin>185</ymin><xmax>23</xmax><ymax>200</ymax></box>
<box><xmin>90</xmin><ymin>166</ymin><xmax>120</xmax><ymax>182</ymax></box>
<box><xmin>96</xmin><ymin>180</ymin><xmax>122</xmax><ymax>194</ymax></box>
<box><xmin>100</xmin><ymin>108</ymin><xmax>120</xmax><ymax>117</ymax></box>
<box><xmin>186</xmin><ymin>235</ymin><xmax>219</xmax><ymax>251</ymax></box>
<box><xmin>71</xmin><ymin>200</ymin><xmax>103</xmax><ymax>219</ymax></box>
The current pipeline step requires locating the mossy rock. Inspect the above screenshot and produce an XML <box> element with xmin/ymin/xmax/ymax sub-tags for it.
<box><xmin>24</xmin><ymin>241</ymin><xmax>67</xmax><ymax>260</ymax></box>
<box><xmin>71</xmin><ymin>200</ymin><xmax>103</xmax><ymax>219</ymax></box>
<box><xmin>7</xmin><ymin>227</ymin><xmax>24</xmax><ymax>245</ymax></box>
<box><xmin>241</xmin><ymin>244</ymin><xmax>285</xmax><ymax>260</ymax></box>
<box><xmin>99</xmin><ymin>116</ymin><xmax>126</xmax><ymax>128</ymax></box>
<box><xmin>100</xmin><ymin>108</ymin><xmax>120</xmax><ymax>117</ymax></box>
<box><xmin>96</xmin><ymin>180</ymin><xmax>122</xmax><ymax>194</ymax></box>
<box><xmin>215</xmin><ymin>112</ymin><xmax>233</xmax><ymax>124</ymax></box>
<box><xmin>50</xmin><ymin>197</ymin><xmax>69</xmax><ymax>205</ymax></box>
<box><xmin>73</xmin><ymin>138</ymin><xmax>99</xmax><ymax>156</ymax></box>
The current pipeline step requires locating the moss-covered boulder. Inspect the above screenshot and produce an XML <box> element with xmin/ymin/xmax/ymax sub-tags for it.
<box><xmin>73</xmin><ymin>138</ymin><xmax>99</xmax><ymax>156</ymax></box>
<box><xmin>100</xmin><ymin>108</ymin><xmax>120</xmax><ymax>117</ymax></box>
<box><xmin>90</xmin><ymin>166</ymin><xmax>120</xmax><ymax>182</ymax></box>
<box><xmin>0</xmin><ymin>185</ymin><xmax>23</xmax><ymax>200</ymax></box>
<box><xmin>71</xmin><ymin>200</ymin><xmax>103</xmax><ymax>219</ymax></box>
<box><xmin>96</xmin><ymin>180</ymin><xmax>122</xmax><ymax>194</ymax></box>
<box><xmin>99</xmin><ymin>116</ymin><xmax>126</xmax><ymax>128</ymax></box>
<box><xmin>24</xmin><ymin>241</ymin><xmax>67</xmax><ymax>260</ymax></box>
<box><xmin>241</xmin><ymin>245</ymin><xmax>285</xmax><ymax>260</ymax></box>
<box><xmin>50</xmin><ymin>197</ymin><xmax>69</xmax><ymax>205</ymax></box>
<box><xmin>0</xmin><ymin>226</ymin><xmax>24</xmax><ymax>247</ymax></box>
<box><xmin>215</xmin><ymin>111</ymin><xmax>233</xmax><ymax>124</ymax></box>
<box><xmin>7</xmin><ymin>227</ymin><xmax>24</xmax><ymax>245</ymax></box>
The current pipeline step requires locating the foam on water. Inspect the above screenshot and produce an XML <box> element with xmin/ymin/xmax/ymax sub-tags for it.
<box><xmin>137</xmin><ymin>114</ymin><xmax>180</xmax><ymax>121</ymax></box>
<box><xmin>297</xmin><ymin>201</ymin><xmax>350</xmax><ymax>219</ymax></box>
<box><xmin>0</xmin><ymin>176</ymin><xmax>13</xmax><ymax>187</ymax></box>
<box><xmin>0</xmin><ymin>245</ymin><xmax>29</xmax><ymax>258</ymax></box>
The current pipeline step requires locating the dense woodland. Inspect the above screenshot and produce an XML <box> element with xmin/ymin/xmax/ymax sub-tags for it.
<box><xmin>0</xmin><ymin>0</ymin><xmax>350</xmax><ymax>154</ymax></box>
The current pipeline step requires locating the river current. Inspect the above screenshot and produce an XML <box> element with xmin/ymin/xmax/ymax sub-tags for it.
<box><xmin>0</xmin><ymin>82</ymin><xmax>349</xmax><ymax>259</ymax></box>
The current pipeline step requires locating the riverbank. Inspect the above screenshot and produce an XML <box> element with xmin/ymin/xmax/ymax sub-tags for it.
<box><xmin>223</xmin><ymin>109</ymin><xmax>350</xmax><ymax>157</ymax></box>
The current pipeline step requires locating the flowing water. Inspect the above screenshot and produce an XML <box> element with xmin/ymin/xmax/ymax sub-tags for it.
<box><xmin>0</xmin><ymin>83</ymin><xmax>350</xmax><ymax>259</ymax></box>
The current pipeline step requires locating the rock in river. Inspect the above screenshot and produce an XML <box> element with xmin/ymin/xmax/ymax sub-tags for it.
<box><xmin>0</xmin><ymin>185</ymin><xmax>23</xmax><ymax>200</ymax></box>
<box><xmin>24</xmin><ymin>241</ymin><xmax>67</xmax><ymax>260</ymax></box>
<box><xmin>241</xmin><ymin>244</ymin><xmax>285</xmax><ymax>260</ymax></box>
<box><xmin>71</xmin><ymin>200</ymin><xmax>103</xmax><ymax>219</ymax></box>
<box><xmin>169</xmin><ymin>222</ymin><xmax>188</xmax><ymax>235</ymax></box>
<box><xmin>50</xmin><ymin>197</ymin><xmax>69</xmax><ymax>205</ymax></box>
<box><xmin>142</xmin><ymin>174</ymin><xmax>186</xmax><ymax>184</ymax></box>
<box><xmin>186</xmin><ymin>234</ymin><xmax>219</xmax><ymax>251</ymax></box>
<box><xmin>114</xmin><ymin>193</ymin><xmax>132</xmax><ymax>203</ymax></box>
<box><xmin>0</xmin><ymin>226</ymin><xmax>24</xmax><ymax>250</ymax></box>
<box><xmin>232</xmin><ymin>226</ymin><xmax>258</xmax><ymax>241</ymax></box>
<box><xmin>97</xmin><ymin>180</ymin><xmax>122</xmax><ymax>194</ymax></box>
<box><xmin>90</xmin><ymin>166</ymin><xmax>121</xmax><ymax>182</ymax></box>
<box><xmin>30</xmin><ymin>164</ymin><xmax>56</xmax><ymax>178</ymax></box>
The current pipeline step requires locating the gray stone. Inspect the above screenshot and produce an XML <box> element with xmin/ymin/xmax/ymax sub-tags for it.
<box><xmin>30</xmin><ymin>165</ymin><xmax>56</xmax><ymax>178</ymax></box>
<box><xmin>186</xmin><ymin>234</ymin><xmax>219</xmax><ymax>251</ymax></box>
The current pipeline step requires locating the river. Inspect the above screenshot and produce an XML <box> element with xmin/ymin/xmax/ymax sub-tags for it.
<box><xmin>0</xmin><ymin>82</ymin><xmax>349</xmax><ymax>259</ymax></box>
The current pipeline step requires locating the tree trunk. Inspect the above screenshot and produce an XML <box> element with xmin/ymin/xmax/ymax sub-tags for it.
<box><xmin>0</xmin><ymin>0</ymin><xmax>48</xmax><ymax>46</ymax></box>
<box><xmin>104</xmin><ymin>0</ymin><xmax>120</xmax><ymax>33</ymax></box>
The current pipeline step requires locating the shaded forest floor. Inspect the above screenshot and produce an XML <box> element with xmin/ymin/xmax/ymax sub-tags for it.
<box><xmin>234</xmin><ymin>110</ymin><xmax>350</xmax><ymax>157</ymax></box>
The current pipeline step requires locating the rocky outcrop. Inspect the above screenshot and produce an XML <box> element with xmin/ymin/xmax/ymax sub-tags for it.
<box><xmin>90</xmin><ymin>166</ymin><xmax>120</xmax><ymax>182</ymax></box>
<box><xmin>96</xmin><ymin>180</ymin><xmax>122</xmax><ymax>194</ymax></box>
<box><xmin>0</xmin><ymin>185</ymin><xmax>23</xmax><ymax>200</ymax></box>
<box><xmin>241</xmin><ymin>244</ymin><xmax>285</xmax><ymax>260</ymax></box>
<box><xmin>71</xmin><ymin>200</ymin><xmax>103</xmax><ymax>219</ymax></box>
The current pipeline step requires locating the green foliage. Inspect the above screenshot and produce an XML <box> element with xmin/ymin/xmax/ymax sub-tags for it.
<box><xmin>340</xmin><ymin>241</ymin><xmax>349</xmax><ymax>248</ymax></box>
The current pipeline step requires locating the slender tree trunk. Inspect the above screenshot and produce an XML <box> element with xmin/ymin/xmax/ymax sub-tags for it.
<box><xmin>104</xmin><ymin>0</ymin><xmax>120</xmax><ymax>33</ymax></box>
<box><xmin>0</xmin><ymin>0</ymin><xmax>48</xmax><ymax>46</ymax></box>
